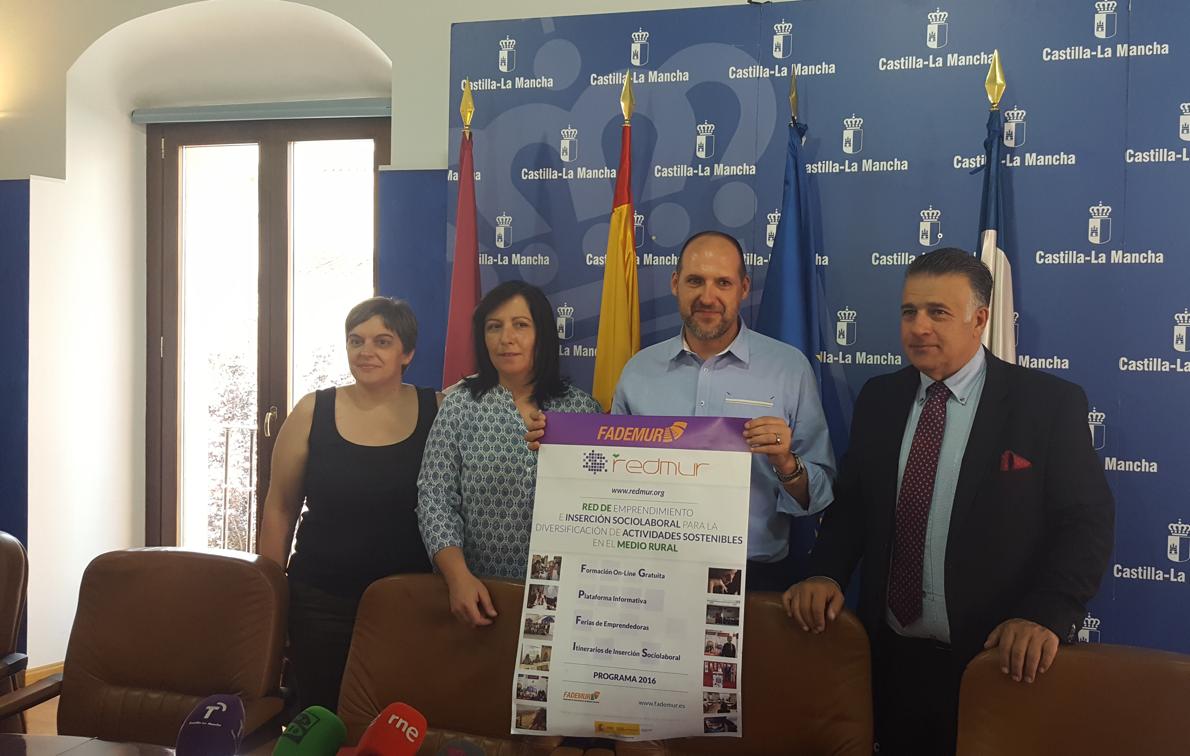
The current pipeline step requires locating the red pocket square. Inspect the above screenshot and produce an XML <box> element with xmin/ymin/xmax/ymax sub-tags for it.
<box><xmin>1000</xmin><ymin>450</ymin><xmax>1032</xmax><ymax>471</ymax></box>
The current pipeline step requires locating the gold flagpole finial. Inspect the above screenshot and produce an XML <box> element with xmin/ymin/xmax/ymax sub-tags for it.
<box><xmin>984</xmin><ymin>49</ymin><xmax>1006</xmax><ymax>110</ymax></box>
<box><xmin>620</xmin><ymin>70</ymin><xmax>634</xmax><ymax>123</ymax></box>
<box><xmin>789</xmin><ymin>67</ymin><xmax>799</xmax><ymax>124</ymax></box>
<box><xmin>460</xmin><ymin>79</ymin><xmax>475</xmax><ymax>132</ymax></box>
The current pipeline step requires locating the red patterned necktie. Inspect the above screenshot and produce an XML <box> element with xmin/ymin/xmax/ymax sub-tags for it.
<box><xmin>888</xmin><ymin>380</ymin><xmax>951</xmax><ymax>627</ymax></box>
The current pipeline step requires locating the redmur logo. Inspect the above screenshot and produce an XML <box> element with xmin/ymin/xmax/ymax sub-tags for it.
<box><xmin>611</xmin><ymin>454</ymin><xmax>708</xmax><ymax>478</ymax></box>
<box><xmin>582</xmin><ymin>450</ymin><xmax>609</xmax><ymax>475</ymax></box>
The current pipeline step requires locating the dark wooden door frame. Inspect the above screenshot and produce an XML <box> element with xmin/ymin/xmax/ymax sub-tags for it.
<box><xmin>146</xmin><ymin>118</ymin><xmax>389</xmax><ymax>547</ymax></box>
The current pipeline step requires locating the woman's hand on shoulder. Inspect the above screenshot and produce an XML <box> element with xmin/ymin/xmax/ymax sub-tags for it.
<box><xmin>524</xmin><ymin>409</ymin><xmax>547</xmax><ymax>451</ymax></box>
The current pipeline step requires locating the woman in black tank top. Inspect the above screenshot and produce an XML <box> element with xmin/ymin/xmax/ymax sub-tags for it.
<box><xmin>257</xmin><ymin>297</ymin><xmax>439</xmax><ymax>712</ymax></box>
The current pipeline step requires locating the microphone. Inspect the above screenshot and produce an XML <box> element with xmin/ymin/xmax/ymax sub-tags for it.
<box><xmin>356</xmin><ymin>702</ymin><xmax>428</xmax><ymax>755</ymax></box>
<box><xmin>175</xmin><ymin>693</ymin><xmax>245</xmax><ymax>756</ymax></box>
<box><xmin>434</xmin><ymin>738</ymin><xmax>486</xmax><ymax>756</ymax></box>
<box><xmin>273</xmin><ymin>705</ymin><xmax>348</xmax><ymax>755</ymax></box>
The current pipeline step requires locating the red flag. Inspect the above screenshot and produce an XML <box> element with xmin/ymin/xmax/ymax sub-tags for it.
<box><xmin>442</xmin><ymin>131</ymin><xmax>479</xmax><ymax>387</ymax></box>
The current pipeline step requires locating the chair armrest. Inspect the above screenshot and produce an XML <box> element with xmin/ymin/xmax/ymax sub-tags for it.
<box><xmin>0</xmin><ymin>672</ymin><xmax>62</xmax><ymax>719</ymax></box>
<box><xmin>0</xmin><ymin>653</ymin><xmax>27</xmax><ymax>679</ymax></box>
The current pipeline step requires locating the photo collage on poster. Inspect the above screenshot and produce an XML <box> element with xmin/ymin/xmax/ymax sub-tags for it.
<box><xmin>515</xmin><ymin>554</ymin><xmax>564</xmax><ymax>732</ymax></box>
<box><xmin>702</xmin><ymin>567</ymin><xmax>743</xmax><ymax>734</ymax></box>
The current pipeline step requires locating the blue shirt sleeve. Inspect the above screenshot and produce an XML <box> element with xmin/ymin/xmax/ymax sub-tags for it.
<box><xmin>774</xmin><ymin>357</ymin><xmax>837</xmax><ymax>518</ymax></box>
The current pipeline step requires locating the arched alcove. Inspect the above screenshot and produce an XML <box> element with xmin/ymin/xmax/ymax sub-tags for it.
<box><xmin>27</xmin><ymin>0</ymin><xmax>391</xmax><ymax>665</ymax></box>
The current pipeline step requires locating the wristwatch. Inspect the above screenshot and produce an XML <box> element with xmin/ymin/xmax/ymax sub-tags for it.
<box><xmin>774</xmin><ymin>454</ymin><xmax>805</xmax><ymax>484</ymax></box>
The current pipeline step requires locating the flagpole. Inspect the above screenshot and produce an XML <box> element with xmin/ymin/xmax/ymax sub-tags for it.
<box><xmin>442</xmin><ymin>80</ymin><xmax>481</xmax><ymax>387</ymax></box>
<box><xmin>591</xmin><ymin>72</ymin><xmax>641</xmax><ymax>411</ymax></box>
<box><xmin>979</xmin><ymin>51</ymin><xmax>1016</xmax><ymax>362</ymax></box>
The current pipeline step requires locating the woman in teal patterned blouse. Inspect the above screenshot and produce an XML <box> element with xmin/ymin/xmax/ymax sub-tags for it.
<box><xmin>417</xmin><ymin>281</ymin><xmax>601</xmax><ymax>627</ymax></box>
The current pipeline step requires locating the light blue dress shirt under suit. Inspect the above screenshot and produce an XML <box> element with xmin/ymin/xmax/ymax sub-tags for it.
<box><xmin>887</xmin><ymin>348</ymin><xmax>987</xmax><ymax>643</ymax></box>
<box><xmin>611</xmin><ymin>321</ymin><xmax>837</xmax><ymax>563</ymax></box>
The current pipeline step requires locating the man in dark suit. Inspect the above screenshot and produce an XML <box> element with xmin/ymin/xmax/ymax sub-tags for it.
<box><xmin>784</xmin><ymin>249</ymin><xmax>1114</xmax><ymax>755</ymax></box>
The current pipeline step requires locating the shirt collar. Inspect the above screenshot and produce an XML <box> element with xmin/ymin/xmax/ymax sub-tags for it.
<box><xmin>671</xmin><ymin>319</ymin><xmax>751</xmax><ymax>365</ymax></box>
<box><xmin>918</xmin><ymin>347</ymin><xmax>986</xmax><ymax>406</ymax></box>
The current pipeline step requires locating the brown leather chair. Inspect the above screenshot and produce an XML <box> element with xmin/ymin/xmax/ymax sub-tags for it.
<box><xmin>614</xmin><ymin>593</ymin><xmax>872</xmax><ymax>756</ymax></box>
<box><xmin>957</xmin><ymin>644</ymin><xmax>1190</xmax><ymax>755</ymax></box>
<box><xmin>0</xmin><ymin>532</ymin><xmax>29</xmax><ymax>733</ymax></box>
<box><xmin>340</xmin><ymin>574</ymin><xmax>614</xmax><ymax>754</ymax></box>
<box><xmin>339</xmin><ymin>576</ymin><xmax>871</xmax><ymax>756</ymax></box>
<box><xmin>0</xmin><ymin>548</ymin><xmax>287</xmax><ymax>746</ymax></box>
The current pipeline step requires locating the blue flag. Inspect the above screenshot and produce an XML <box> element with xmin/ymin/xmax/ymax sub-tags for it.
<box><xmin>755</xmin><ymin>120</ymin><xmax>854</xmax><ymax>573</ymax></box>
<box><xmin>756</xmin><ymin>121</ymin><xmax>851</xmax><ymax>456</ymax></box>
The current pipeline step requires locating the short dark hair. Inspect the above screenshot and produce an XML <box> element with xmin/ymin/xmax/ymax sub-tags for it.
<box><xmin>463</xmin><ymin>280</ymin><xmax>569</xmax><ymax>405</ymax></box>
<box><xmin>676</xmin><ymin>230</ymin><xmax>748</xmax><ymax>282</ymax></box>
<box><xmin>905</xmin><ymin>248</ymin><xmax>993</xmax><ymax>309</ymax></box>
<box><xmin>344</xmin><ymin>297</ymin><xmax>418</xmax><ymax>352</ymax></box>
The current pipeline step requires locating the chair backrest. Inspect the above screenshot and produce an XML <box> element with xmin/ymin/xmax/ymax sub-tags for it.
<box><xmin>57</xmin><ymin>548</ymin><xmax>287</xmax><ymax>746</ymax></box>
<box><xmin>957</xmin><ymin>644</ymin><xmax>1190</xmax><ymax>756</ymax></box>
<box><xmin>0</xmin><ymin>531</ymin><xmax>29</xmax><ymax>733</ymax></box>
<box><xmin>340</xmin><ymin>577</ymin><xmax>872</xmax><ymax>755</ymax></box>
<box><xmin>0</xmin><ymin>531</ymin><xmax>28</xmax><ymax>661</ymax></box>
<box><xmin>616</xmin><ymin>593</ymin><xmax>873</xmax><ymax>756</ymax></box>
<box><xmin>339</xmin><ymin>575</ymin><xmax>573</xmax><ymax>753</ymax></box>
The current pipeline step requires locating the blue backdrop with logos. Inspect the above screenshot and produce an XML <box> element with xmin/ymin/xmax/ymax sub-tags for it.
<box><xmin>380</xmin><ymin>0</ymin><xmax>1189</xmax><ymax>653</ymax></box>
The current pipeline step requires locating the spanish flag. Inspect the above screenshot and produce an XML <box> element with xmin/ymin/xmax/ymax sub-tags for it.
<box><xmin>591</xmin><ymin>77</ymin><xmax>640</xmax><ymax>411</ymax></box>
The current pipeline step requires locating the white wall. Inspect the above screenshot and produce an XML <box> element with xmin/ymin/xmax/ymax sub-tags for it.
<box><xmin>26</xmin><ymin>73</ymin><xmax>147</xmax><ymax>664</ymax></box>
<box><xmin>24</xmin><ymin>0</ymin><xmax>392</xmax><ymax>665</ymax></box>
<box><xmin>26</xmin><ymin>175</ymin><xmax>72</xmax><ymax>661</ymax></box>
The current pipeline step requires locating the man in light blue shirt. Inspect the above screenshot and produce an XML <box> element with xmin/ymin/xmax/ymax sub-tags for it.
<box><xmin>613</xmin><ymin>231</ymin><xmax>836</xmax><ymax>591</ymax></box>
<box><xmin>527</xmin><ymin>231</ymin><xmax>836</xmax><ymax>590</ymax></box>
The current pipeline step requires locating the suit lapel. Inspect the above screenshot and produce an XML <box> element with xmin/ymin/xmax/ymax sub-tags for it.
<box><xmin>948</xmin><ymin>350</ymin><xmax>1011</xmax><ymax>548</ymax></box>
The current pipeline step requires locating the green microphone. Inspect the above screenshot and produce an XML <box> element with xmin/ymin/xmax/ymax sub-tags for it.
<box><xmin>273</xmin><ymin>706</ymin><xmax>348</xmax><ymax>755</ymax></box>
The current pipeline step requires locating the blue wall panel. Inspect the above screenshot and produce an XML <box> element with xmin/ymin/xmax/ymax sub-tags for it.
<box><xmin>377</xmin><ymin>169</ymin><xmax>448</xmax><ymax>389</ymax></box>
<box><xmin>376</xmin><ymin>0</ymin><xmax>1190</xmax><ymax>653</ymax></box>
<box><xmin>0</xmin><ymin>180</ymin><xmax>29</xmax><ymax>550</ymax></box>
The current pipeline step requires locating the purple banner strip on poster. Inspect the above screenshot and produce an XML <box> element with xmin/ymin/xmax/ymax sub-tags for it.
<box><xmin>543</xmin><ymin>414</ymin><xmax>750</xmax><ymax>452</ymax></box>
